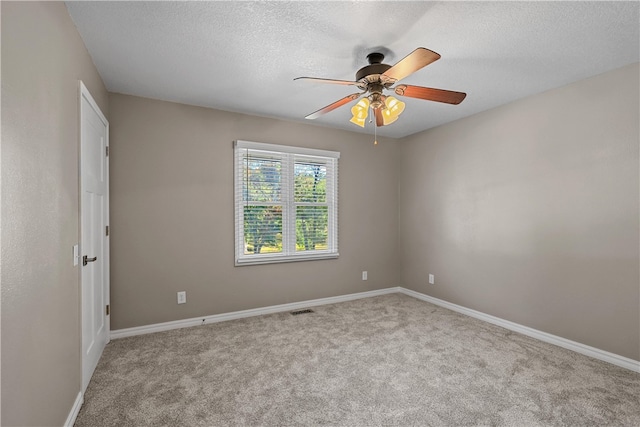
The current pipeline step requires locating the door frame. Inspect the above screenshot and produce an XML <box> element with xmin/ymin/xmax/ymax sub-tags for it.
<box><xmin>79</xmin><ymin>80</ymin><xmax>110</xmax><ymax>393</ymax></box>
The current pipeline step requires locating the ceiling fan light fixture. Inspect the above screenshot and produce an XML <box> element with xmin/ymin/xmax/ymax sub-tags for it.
<box><xmin>350</xmin><ymin>98</ymin><xmax>370</xmax><ymax>127</ymax></box>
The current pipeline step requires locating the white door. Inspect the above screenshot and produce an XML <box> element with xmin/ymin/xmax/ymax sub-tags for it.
<box><xmin>80</xmin><ymin>82</ymin><xmax>110</xmax><ymax>393</ymax></box>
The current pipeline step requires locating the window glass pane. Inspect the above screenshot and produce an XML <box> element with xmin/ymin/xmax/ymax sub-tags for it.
<box><xmin>244</xmin><ymin>206</ymin><xmax>282</xmax><ymax>254</ymax></box>
<box><xmin>296</xmin><ymin>206</ymin><xmax>328</xmax><ymax>251</ymax></box>
<box><xmin>294</xmin><ymin>162</ymin><xmax>326</xmax><ymax>203</ymax></box>
<box><xmin>244</xmin><ymin>156</ymin><xmax>281</xmax><ymax>202</ymax></box>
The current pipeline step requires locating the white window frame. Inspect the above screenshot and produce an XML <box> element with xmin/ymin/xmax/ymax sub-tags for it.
<box><xmin>234</xmin><ymin>140</ymin><xmax>339</xmax><ymax>266</ymax></box>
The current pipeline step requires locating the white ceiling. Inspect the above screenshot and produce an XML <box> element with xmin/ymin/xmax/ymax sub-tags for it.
<box><xmin>66</xmin><ymin>1</ymin><xmax>639</xmax><ymax>139</ymax></box>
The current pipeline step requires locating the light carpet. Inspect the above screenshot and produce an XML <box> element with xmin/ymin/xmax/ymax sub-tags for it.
<box><xmin>75</xmin><ymin>293</ymin><xmax>640</xmax><ymax>426</ymax></box>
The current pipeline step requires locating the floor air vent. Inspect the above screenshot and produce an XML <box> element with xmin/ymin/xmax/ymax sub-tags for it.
<box><xmin>290</xmin><ymin>309</ymin><xmax>314</xmax><ymax>315</ymax></box>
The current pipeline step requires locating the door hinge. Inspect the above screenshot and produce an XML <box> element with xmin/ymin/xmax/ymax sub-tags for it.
<box><xmin>106</xmin><ymin>304</ymin><xmax>110</xmax><ymax>316</ymax></box>
<box><xmin>106</xmin><ymin>146</ymin><xmax>109</xmax><ymax>157</ymax></box>
<box><xmin>106</xmin><ymin>225</ymin><xmax>109</xmax><ymax>236</ymax></box>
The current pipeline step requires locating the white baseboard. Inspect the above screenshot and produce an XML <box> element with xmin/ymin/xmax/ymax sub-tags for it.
<box><xmin>111</xmin><ymin>287</ymin><xmax>401</xmax><ymax>339</ymax></box>
<box><xmin>399</xmin><ymin>287</ymin><xmax>640</xmax><ymax>373</ymax></box>
<box><xmin>110</xmin><ymin>285</ymin><xmax>638</xmax><ymax>373</ymax></box>
<box><xmin>64</xmin><ymin>391</ymin><xmax>83</xmax><ymax>427</ymax></box>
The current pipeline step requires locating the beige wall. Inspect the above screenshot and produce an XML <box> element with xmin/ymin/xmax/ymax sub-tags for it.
<box><xmin>399</xmin><ymin>63</ymin><xmax>640</xmax><ymax>360</ymax></box>
<box><xmin>1</xmin><ymin>2</ymin><xmax>109</xmax><ymax>426</ymax></box>
<box><xmin>108</xmin><ymin>93</ymin><xmax>399</xmax><ymax>330</ymax></box>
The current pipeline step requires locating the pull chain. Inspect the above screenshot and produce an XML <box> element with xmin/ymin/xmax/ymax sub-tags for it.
<box><xmin>370</xmin><ymin>106</ymin><xmax>378</xmax><ymax>145</ymax></box>
<box><xmin>373</xmin><ymin>107</ymin><xmax>378</xmax><ymax>145</ymax></box>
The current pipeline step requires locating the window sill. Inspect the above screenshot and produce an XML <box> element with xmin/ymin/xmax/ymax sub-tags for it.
<box><xmin>235</xmin><ymin>252</ymin><xmax>339</xmax><ymax>266</ymax></box>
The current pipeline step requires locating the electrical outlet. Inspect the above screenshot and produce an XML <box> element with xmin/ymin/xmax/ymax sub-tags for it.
<box><xmin>429</xmin><ymin>274</ymin><xmax>435</xmax><ymax>285</ymax></box>
<box><xmin>362</xmin><ymin>271</ymin><xmax>368</xmax><ymax>281</ymax></box>
<box><xmin>177</xmin><ymin>291</ymin><xmax>186</xmax><ymax>304</ymax></box>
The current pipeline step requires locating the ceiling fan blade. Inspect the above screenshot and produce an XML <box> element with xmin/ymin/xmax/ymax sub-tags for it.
<box><xmin>294</xmin><ymin>77</ymin><xmax>360</xmax><ymax>86</ymax></box>
<box><xmin>374</xmin><ymin>108</ymin><xmax>384</xmax><ymax>127</ymax></box>
<box><xmin>381</xmin><ymin>48</ymin><xmax>441</xmax><ymax>83</ymax></box>
<box><xmin>394</xmin><ymin>84</ymin><xmax>467</xmax><ymax>105</ymax></box>
<box><xmin>305</xmin><ymin>93</ymin><xmax>362</xmax><ymax>120</ymax></box>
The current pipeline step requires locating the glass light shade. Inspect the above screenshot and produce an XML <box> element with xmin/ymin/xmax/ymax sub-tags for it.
<box><xmin>350</xmin><ymin>116</ymin><xmax>366</xmax><ymax>127</ymax></box>
<box><xmin>382</xmin><ymin>113</ymin><xmax>399</xmax><ymax>125</ymax></box>
<box><xmin>382</xmin><ymin>96</ymin><xmax>405</xmax><ymax>125</ymax></box>
<box><xmin>350</xmin><ymin>98</ymin><xmax>370</xmax><ymax>127</ymax></box>
<box><xmin>385</xmin><ymin>96</ymin><xmax>405</xmax><ymax>111</ymax></box>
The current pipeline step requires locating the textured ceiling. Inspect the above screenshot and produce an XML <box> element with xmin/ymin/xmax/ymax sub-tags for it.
<box><xmin>66</xmin><ymin>1</ymin><xmax>639</xmax><ymax>139</ymax></box>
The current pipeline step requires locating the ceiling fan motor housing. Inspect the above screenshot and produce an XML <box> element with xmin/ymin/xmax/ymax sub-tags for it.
<box><xmin>355</xmin><ymin>52</ymin><xmax>392</xmax><ymax>82</ymax></box>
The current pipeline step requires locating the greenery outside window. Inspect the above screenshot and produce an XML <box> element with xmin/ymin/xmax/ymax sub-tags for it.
<box><xmin>234</xmin><ymin>140</ymin><xmax>339</xmax><ymax>265</ymax></box>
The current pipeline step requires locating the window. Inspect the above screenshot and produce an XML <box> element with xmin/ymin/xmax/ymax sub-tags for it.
<box><xmin>234</xmin><ymin>140</ymin><xmax>339</xmax><ymax>265</ymax></box>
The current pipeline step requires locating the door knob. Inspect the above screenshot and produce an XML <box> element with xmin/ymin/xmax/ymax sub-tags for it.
<box><xmin>83</xmin><ymin>255</ymin><xmax>97</xmax><ymax>266</ymax></box>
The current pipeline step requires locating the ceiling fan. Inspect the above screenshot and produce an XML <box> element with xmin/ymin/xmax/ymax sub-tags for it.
<box><xmin>294</xmin><ymin>48</ymin><xmax>466</xmax><ymax>128</ymax></box>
